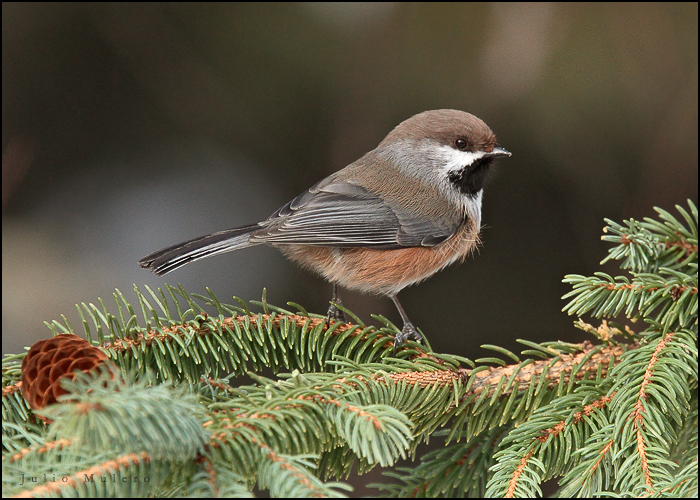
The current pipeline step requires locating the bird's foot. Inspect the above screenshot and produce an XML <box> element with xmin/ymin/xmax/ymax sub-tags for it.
<box><xmin>393</xmin><ymin>322</ymin><xmax>424</xmax><ymax>355</ymax></box>
<box><xmin>326</xmin><ymin>300</ymin><xmax>348</xmax><ymax>326</ymax></box>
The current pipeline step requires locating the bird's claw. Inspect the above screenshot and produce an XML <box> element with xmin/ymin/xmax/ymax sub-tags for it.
<box><xmin>392</xmin><ymin>322</ymin><xmax>424</xmax><ymax>356</ymax></box>
<box><xmin>326</xmin><ymin>301</ymin><xmax>348</xmax><ymax>326</ymax></box>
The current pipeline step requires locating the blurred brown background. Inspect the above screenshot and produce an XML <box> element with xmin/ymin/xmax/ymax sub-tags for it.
<box><xmin>3</xmin><ymin>3</ymin><xmax>698</xmax><ymax>360</ymax></box>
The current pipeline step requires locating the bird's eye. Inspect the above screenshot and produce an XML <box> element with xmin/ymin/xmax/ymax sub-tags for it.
<box><xmin>455</xmin><ymin>138</ymin><xmax>467</xmax><ymax>150</ymax></box>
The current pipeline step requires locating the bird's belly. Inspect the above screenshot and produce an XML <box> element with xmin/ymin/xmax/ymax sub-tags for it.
<box><xmin>275</xmin><ymin>223</ymin><xmax>479</xmax><ymax>296</ymax></box>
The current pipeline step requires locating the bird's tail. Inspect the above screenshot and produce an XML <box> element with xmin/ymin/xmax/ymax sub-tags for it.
<box><xmin>139</xmin><ymin>224</ymin><xmax>261</xmax><ymax>276</ymax></box>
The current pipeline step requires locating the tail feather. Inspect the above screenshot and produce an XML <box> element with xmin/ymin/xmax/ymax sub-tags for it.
<box><xmin>139</xmin><ymin>224</ymin><xmax>261</xmax><ymax>275</ymax></box>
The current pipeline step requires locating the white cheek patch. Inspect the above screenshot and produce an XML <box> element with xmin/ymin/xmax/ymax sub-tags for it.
<box><xmin>437</xmin><ymin>146</ymin><xmax>486</xmax><ymax>176</ymax></box>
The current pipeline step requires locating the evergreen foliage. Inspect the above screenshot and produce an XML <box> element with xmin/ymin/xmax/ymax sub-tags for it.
<box><xmin>2</xmin><ymin>201</ymin><xmax>697</xmax><ymax>497</ymax></box>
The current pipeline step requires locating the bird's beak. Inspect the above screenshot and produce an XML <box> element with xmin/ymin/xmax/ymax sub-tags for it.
<box><xmin>484</xmin><ymin>146</ymin><xmax>511</xmax><ymax>159</ymax></box>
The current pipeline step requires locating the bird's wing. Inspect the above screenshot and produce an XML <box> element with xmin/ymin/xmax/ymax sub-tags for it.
<box><xmin>252</xmin><ymin>179</ymin><xmax>460</xmax><ymax>248</ymax></box>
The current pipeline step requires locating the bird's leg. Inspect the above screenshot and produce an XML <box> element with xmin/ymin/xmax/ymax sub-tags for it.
<box><xmin>327</xmin><ymin>283</ymin><xmax>348</xmax><ymax>325</ymax></box>
<box><xmin>389</xmin><ymin>294</ymin><xmax>424</xmax><ymax>355</ymax></box>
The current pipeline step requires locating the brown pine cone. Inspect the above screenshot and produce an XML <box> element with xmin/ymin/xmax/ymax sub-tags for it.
<box><xmin>20</xmin><ymin>334</ymin><xmax>109</xmax><ymax>410</ymax></box>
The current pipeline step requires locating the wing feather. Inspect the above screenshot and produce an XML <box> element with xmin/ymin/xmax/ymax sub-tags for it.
<box><xmin>254</xmin><ymin>180</ymin><xmax>460</xmax><ymax>248</ymax></box>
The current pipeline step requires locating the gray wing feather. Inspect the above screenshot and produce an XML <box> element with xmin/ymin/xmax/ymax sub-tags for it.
<box><xmin>254</xmin><ymin>180</ymin><xmax>459</xmax><ymax>248</ymax></box>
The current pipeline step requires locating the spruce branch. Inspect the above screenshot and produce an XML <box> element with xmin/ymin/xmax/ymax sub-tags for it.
<box><xmin>3</xmin><ymin>200</ymin><xmax>697</xmax><ymax>497</ymax></box>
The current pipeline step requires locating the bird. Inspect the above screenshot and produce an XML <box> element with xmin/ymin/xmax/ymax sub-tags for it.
<box><xmin>139</xmin><ymin>109</ymin><xmax>511</xmax><ymax>353</ymax></box>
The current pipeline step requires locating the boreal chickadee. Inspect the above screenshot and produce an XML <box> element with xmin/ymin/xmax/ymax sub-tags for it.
<box><xmin>140</xmin><ymin>109</ymin><xmax>511</xmax><ymax>353</ymax></box>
